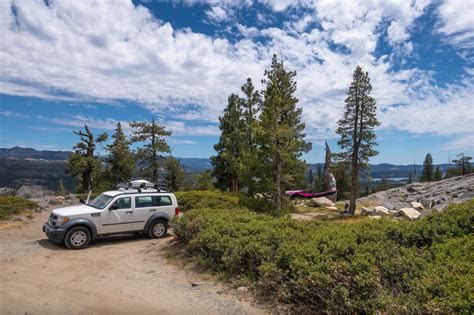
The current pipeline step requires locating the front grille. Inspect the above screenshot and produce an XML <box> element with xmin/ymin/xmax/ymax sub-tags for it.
<box><xmin>49</xmin><ymin>214</ymin><xmax>58</xmax><ymax>227</ymax></box>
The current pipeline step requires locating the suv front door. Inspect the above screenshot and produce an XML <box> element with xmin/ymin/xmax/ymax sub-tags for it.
<box><xmin>100</xmin><ymin>197</ymin><xmax>136</xmax><ymax>234</ymax></box>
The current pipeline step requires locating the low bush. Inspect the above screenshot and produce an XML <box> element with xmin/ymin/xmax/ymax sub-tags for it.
<box><xmin>175</xmin><ymin>190</ymin><xmax>276</xmax><ymax>213</ymax></box>
<box><xmin>0</xmin><ymin>196</ymin><xmax>39</xmax><ymax>220</ymax></box>
<box><xmin>174</xmin><ymin>200</ymin><xmax>474</xmax><ymax>313</ymax></box>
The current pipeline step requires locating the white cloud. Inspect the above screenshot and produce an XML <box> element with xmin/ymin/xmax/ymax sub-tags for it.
<box><xmin>436</xmin><ymin>0</ymin><xmax>474</xmax><ymax>60</ymax></box>
<box><xmin>0</xmin><ymin>0</ymin><xmax>472</xmax><ymax>146</ymax></box>
<box><xmin>47</xmin><ymin>114</ymin><xmax>219</xmax><ymax>137</ymax></box>
<box><xmin>264</xmin><ymin>0</ymin><xmax>294</xmax><ymax>11</ymax></box>
<box><xmin>443</xmin><ymin>134</ymin><xmax>474</xmax><ymax>151</ymax></box>
<box><xmin>0</xmin><ymin>110</ymin><xmax>30</xmax><ymax>118</ymax></box>
<box><xmin>379</xmin><ymin>82</ymin><xmax>474</xmax><ymax>135</ymax></box>
<box><xmin>167</xmin><ymin>139</ymin><xmax>198</xmax><ymax>145</ymax></box>
<box><xmin>162</xmin><ymin>120</ymin><xmax>220</xmax><ymax>136</ymax></box>
<box><xmin>206</xmin><ymin>6</ymin><xmax>229</xmax><ymax>22</ymax></box>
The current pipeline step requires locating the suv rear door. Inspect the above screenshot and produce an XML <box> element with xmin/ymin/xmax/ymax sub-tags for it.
<box><xmin>133</xmin><ymin>194</ymin><xmax>174</xmax><ymax>230</ymax></box>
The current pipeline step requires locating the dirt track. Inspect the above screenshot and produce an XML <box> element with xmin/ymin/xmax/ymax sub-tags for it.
<box><xmin>0</xmin><ymin>199</ymin><xmax>265</xmax><ymax>314</ymax></box>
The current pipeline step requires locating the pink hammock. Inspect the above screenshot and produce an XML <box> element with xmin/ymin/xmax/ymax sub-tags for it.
<box><xmin>285</xmin><ymin>189</ymin><xmax>338</xmax><ymax>199</ymax></box>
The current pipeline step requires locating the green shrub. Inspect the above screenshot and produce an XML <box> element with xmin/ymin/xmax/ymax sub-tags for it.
<box><xmin>174</xmin><ymin>200</ymin><xmax>474</xmax><ymax>313</ymax></box>
<box><xmin>0</xmin><ymin>196</ymin><xmax>39</xmax><ymax>220</ymax></box>
<box><xmin>174</xmin><ymin>190</ymin><xmax>276</xmax><ymax>213</ymax></box>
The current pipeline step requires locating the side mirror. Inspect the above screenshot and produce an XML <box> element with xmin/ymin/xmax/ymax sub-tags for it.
<box><xmin>79</xmin><ymin>198</ymin><xmax>85</xmax><ymax>204</ymax></box>
<box><xmin>109</xmin><ymin>205</ymin><xmax>118</xmax><ymax>211</ymax></box>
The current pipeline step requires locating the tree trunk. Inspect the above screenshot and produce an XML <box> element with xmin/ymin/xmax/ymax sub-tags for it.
<box><xmin>83</xmin><ymin>172</ymin><xmax>91</xmax><ymax>194</ymax></box>
<box><xmin>275</xmin><ymin>153</ymin><xmax>282</xmax><ymax>215</ymax></box>
<box><xmin>152</xmin><ymin>133</ymin><xmax>158</xmax><ymax>183</ymax></box>
<box><xmin>229</xmin><ymin>175</ymin><xmax>238</xmax><ymax>193</ymax></box>
<box><xmin>349</xmin><ymin>160</ymin><xmax>358</xmax><ymax>215</ymax></box>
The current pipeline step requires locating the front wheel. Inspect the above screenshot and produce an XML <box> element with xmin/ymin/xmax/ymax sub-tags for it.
<box><xmin>148</xmin><ymin>220</ymin><xmax>167</xmax><ymax>238</ymax></box>
<box><xmin>64</xmin><ymin>226</ymin><xmax>91</xmax><ymax>250</ymax></box>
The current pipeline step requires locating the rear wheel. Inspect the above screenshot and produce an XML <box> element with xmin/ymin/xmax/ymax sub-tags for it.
<box><xmin>148</xmin><ymin>220</ymin><xmax>167</xmax><ymax>238</ymax></box>
<box><xmin>64</xmin><ymin>226</ymin><xmax>91</xmax><ymax>250</ymax></box>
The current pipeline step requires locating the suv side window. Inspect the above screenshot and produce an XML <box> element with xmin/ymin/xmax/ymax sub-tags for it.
<box><xmin>112</xmin><ymin>197</ymin><xmax>131</xmax><ymax>209</ymax></box>
<box><xmin>153</xmin><ymin>196</ymin><xmax>172</xmax><ymax>206</ymax></box>
<box><xmin>135</xmin><ymin>196</ymin><xmax>153</xmax><ymax>208</ymax></box>
<box><xmin>134</xmin><ymin>195</ymin><xmax>172</xmax><ymax>208</ymax></box>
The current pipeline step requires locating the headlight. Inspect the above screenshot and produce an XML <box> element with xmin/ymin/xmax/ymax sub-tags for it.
<box><xmin>56</xmin><ymin>216</ymin><xmax>70</xmax><ymax>226</ymax></box>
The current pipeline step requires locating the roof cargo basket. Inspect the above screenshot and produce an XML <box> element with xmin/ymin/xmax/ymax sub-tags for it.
<box><xmin>116</xmin><ymin>179</ymin><xmax>168</xmax><ymax>193</ymax></box>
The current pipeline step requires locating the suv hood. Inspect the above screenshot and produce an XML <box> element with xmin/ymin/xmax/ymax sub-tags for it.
<box><xmin>52</xmin><ymin>204</ymin><xmax>98</xmax><ymax>217</ymax></box>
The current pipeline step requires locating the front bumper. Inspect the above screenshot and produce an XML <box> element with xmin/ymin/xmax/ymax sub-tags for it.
<box><xmin>43</xmin><ymin>223</ymin><xmax>67</xmax><ymax>244</ymax></box>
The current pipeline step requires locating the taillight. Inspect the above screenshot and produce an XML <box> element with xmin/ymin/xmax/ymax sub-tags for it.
<box><xmin>175</xmin><ymin>207</ymin><xmax>180</xmax><ymax>216</ymax></box>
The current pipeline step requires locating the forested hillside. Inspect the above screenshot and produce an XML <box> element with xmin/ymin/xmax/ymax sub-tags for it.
<box><xmin>0</xmin><ymin>158</ymin><xmax>74</xmax><ymax>190</ymax></box>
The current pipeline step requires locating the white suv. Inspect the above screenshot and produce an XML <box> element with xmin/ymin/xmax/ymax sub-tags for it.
<box><xmin>43</xmin><ymin>180</ymin><xmax>179</xmax><ymax>249</ymax></box>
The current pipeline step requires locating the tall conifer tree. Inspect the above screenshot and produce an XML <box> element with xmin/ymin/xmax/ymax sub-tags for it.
<box><xmin>259</xmin><ymin>55</ymin><xmax>311</xmax><ymax>214</ymax></box>
<box><xmin>66</xmin><ymin>125</ymin><xmax>108</xmax><ymax>193</ymax></box>
<box><xmin>336</xmin><ymin>66</ymin><xmax>380</xmax><ymax>215</ymax></box>
<box><xmin>308</xmin><ymin>168</ymin><xmax>314</xmax><ymax>191</ymax></box>
<box><xmin>106</xmin><ymin>122</ymin><xmax>135</xmax><ymax>185</ymax></box>
<box><xmin>211</xmin><ymin>94</ymin><xmax>244</xmax><ymax>192</ymax></box>
<box><xmin>130</xmin><ymin>119</ymin><xmax>171</xmax><ymax>183</ymax></box>
<box><xmin>240</xmin><ymin>78</ymin><xmax>261</xmax><ymax>195</ymax></box>
<box><xmin>164</xmin><ymin>156</ymin><xmax>185</xmax><ymax>192</ymax></box>
<box><xmin>420</xmin><ymin>153</ymin><xmax>434</xmax><ymax>182</ymax></box>
<box><xmin>434</xmin><ymin>166</ymin><xmax>442</xmax><ymax>181</ymax></box>
<box><xmin>452</xmin><ymin>153</ymin><xmax>472</xmax><ymax>175</ymax></box>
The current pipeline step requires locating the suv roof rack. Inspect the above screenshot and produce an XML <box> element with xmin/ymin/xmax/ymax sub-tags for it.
<box><xmin>116</xmin><ymin>179</ymin><xmax>168</xmax><ymax>193</ymax></box>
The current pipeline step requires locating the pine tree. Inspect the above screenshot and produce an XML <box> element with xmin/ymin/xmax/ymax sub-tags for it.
<box><xmin>66</xmin><ymin>125</ymin><xmax>108</xmax><ymax>193</ymax></box>
<box><xmin>420</xmin><ymin>153</ymin><xmax>434</xmax><ymax>182</ymax></box>
<box><xmin>57</xmin><ymin>179</ymin><xmax>66</xmax><ymax>196</ymax></box>
<box><xmin>211</xmin><ymin>94</ymin><xmax>244</xmax><ymax>192</ymax></box>
<box><xmin>240</xmin><ymin>78</ymin><xmax>261</xmax><ymax>196</ymax></box>
<box><xmin>332</xmin><ymin>160</ymin><xmax>351</xmax><ymax>200</ymax></box>
<box><xmin>316</xmin><ymin>164</ymin><xmax>324</xmax><ymax>192</ymax></box>
<box><xmin>308</xmin><ymin>168</ymin><xmax>314</xmax><ymax>191</ymax></box>
<box><xmin>376</xmin><ymin>176</ymin><xmax>389</xmax><ymax>192</ymax></box>
<box><xmin>434</xmin><ymin>166</ymin><xmax>442</xmax><ymax>181</ymax></box>
<box><xmin>335</xmin><ymin>66</ymin><xmax>380</xmax><ymax>215</ymax></box>
<box><xmin>106</xmin><ymin>122</ymin><xmax>135</xmax><ymax>185</ymax></box>
<box><xmin>258</xmin><ymin>55</ymin><xmax>312</xmax><ymax>214</ymax></box>
<box><xmin>408</xmin><ymin>172</ymin><xmax>413</xmax><ymax>184</ymax></box>
<box><xmin>130</xmin><ymin>119</ymin><xmax>171</xmax><ymax>183</ymax></box>
<box><xmin>194</xmin><ymin>170</ymin><xmax>213</xmax><ymax>190</ymax></box>
<box><xmin>452</xmin><ymin>153</ymin><xmax>472</xmax><ymax>175</ymax></box>
<box><xmin>164</xmin><ymin>156</ymin><xmax>185</xmax><ymax>192</ymax></box>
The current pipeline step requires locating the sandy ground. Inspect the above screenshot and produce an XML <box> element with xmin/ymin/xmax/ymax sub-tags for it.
<box><xmin>0</xmin><ymin>199</ymin><xmax>266</xmax><ymax>315</ymax></box>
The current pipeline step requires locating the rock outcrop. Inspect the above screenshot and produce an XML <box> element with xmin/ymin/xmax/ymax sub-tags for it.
<box><xmin>16</xmin><ymin>185</ymin><xmax>53</xmax><ymax>199</ymax></box>
<box><xmin>0</xmin><ymin>187</ymin><xmax>16</xmax><ymax>196</ymax></box>
<box><xmin>358</xmin><ymin>174</ymin><xmax>474</xmax><ymax>212</ymax></box>
<box><xmin>400</xmin><ymin>208</ymin><xmax>421</xmax><ymax>220</ymax></box>
<box><xmin>310</xmin><ymin>196</ymin><xmax>336</xmax><ymax>207</ymax></box>
<box><xmin>374</xmin><ymin>206</ymin><xmax>390</xmax><ymax>216</ymax></box>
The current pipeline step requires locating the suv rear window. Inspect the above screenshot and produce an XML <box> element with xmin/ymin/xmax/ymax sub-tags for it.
<box><xmin>135</xmin><ymin>195</ymin><xmax>172</xmax><ymax>208</ymax></box>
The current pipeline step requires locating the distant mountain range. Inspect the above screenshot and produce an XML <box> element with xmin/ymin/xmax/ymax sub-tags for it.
<box><xmin>0</xmin><ymin>146</ymin><xmax>211</xmax><ymax>172</ymax></box>
<box><xmin>0</xmin><ymin>146</ymin><xmax>72</xmax><ymax>161</ymax></box>
<box><xmin>0</xmin><ymin>146</ymin><xmax>464</xmax><ymax>179</ymax></box>
<box><xmin>308</xmin><ymin>162</ymin><xmax>457</xmax><ymax>180</ymax></box>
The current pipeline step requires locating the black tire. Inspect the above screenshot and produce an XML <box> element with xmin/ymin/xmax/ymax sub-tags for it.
<box><xmin>148</xmin><ymin>220</ymin><xmax>167</xmax><ymax>239</ymax></box>
<box><xmin>64</xmin><ymin>226</ymin><xmax>91</xmax><ymax>250</ymax></box>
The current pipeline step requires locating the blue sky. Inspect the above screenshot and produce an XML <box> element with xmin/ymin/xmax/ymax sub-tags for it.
<box><xmin>0</xmin><ymin>0</ymin><xmax>473</xmax><ymax>164</ymax></box>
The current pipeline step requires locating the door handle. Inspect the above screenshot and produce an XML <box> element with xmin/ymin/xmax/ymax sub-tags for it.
<box><xmin>149</xmin><ymin>209</ymin><xmax>156</xmax><ymax>212</ymax></box>
<box><xmin>126</xmin><ymin>211</ymin><xmax>133</xmax><ymax>214</ymax></box>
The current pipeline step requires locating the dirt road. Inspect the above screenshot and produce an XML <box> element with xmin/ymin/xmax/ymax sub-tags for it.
<box><xmin>0</xmin><ymin>199</ymin><xmax>265</xmax><ymax>314</ymax></box>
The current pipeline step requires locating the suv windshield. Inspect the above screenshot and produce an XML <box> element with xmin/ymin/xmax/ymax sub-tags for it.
<box><xmin>88</xmin><ymin>194</ymin><xmax>114</xmax><ymax>209</ymax></box>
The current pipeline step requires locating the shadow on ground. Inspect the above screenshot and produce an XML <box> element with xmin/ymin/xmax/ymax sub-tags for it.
<box><xmin>38</xmin><ymin>233</ymin><xmax>173</xmax><ymax>250</ymax></box>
